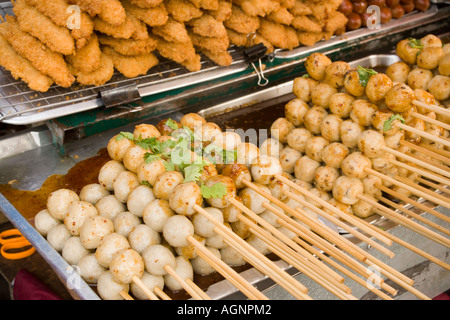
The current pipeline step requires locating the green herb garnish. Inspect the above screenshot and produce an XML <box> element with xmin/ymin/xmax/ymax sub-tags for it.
<box><xmin>116</xmin><ymin>131</ymin><xmax>135</xmax><ymax>141</ymax></box>
<box><xmin>357</xmin><ymin>65</ymin><xmax>378</xmax><ymax>87</ymax></box>
<box><xmin>383</xmin><ymin>114</ymin><xmax>405</xmax><ymax>131</ymax></box>
<box><xmin>165</xmin><ymin>118</ymin><xmax>179</xmax><ymax>131</ymax></box>
<box><xmin>200</xmin><ymin>183</ymin><xmax>228</xmax><ymax>199</ymax></box>
<box><xmin>407</xmin><ymin>38</ymin><xmax>423</xmax><ymax>50</ymax></box>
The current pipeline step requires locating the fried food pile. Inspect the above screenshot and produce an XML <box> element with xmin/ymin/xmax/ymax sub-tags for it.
<box><xmin>0</xmin><ymin>0</ymin><xmax>348</xmax><ymax>92</ymax></box>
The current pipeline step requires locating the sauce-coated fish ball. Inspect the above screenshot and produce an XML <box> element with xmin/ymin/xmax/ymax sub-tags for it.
<box><xmin>350</xmin><ymin>100</ymin><xmax>378</xmax><ymax>127</ymax></box>
<box><xmin>129</xmin><ymin>224</ymin><xmax>161</xmax><ymax>254</ymax></box>
<box><xmin>193</xmin><ymin>207</ymin><xmax>224</xmax><ymax>238</ymax></box>
<box><xmin>34</xmin><ymin>209</ymin><xmax>60</xmax><ymax>236</ymax></box>
<box><xmin>122</xmin><ymin>145</ymin><xmax>147</xmax><ymax>173</ymax></box>
<box><xmin>175</xmin><ymin>234</ymin><xmax>205</xmax><ymax>260</ymax></box>
<box><xmin>305</xmin><ymin>52</ymin><xmax>332</xmax><ymax>81</ymax></box>
<box><xmin>341</xmin><ymin>152</ymin><xmax>372</xmax><ymax>179</ymax></box>
<box><xmin>357</xmin><ymin>130</ymin><xmax>386</xmax><ymax>158</ymax></box>
<box><xmin>362</xmin><ymin>175</ymin><xmax>382</xmax><ymax>196</ymax></box>
<box><xmin>47</xmin><ymin>224</ymin><xmax>71</xmax><ymax>252</ymax></box>
<box><xmin>324</xmin><ymin>198</ymin><xmax>353</xmax><ymax>219</ymax></box>
<box><xmin>143</xmin><ymin>199</ymin><xmax>174</xmax><ymax>232</ymax></box>
<box><xmin>195</xmin><ymin>122</ymin><xmax>222</xmax><ymax>142</ymax></box>
<box><xmin>239</xmin><ymin>183</ymin><xmax>271</xmax><ymax>214</ymax></box>
<box><xmin>77</xmin><ymin>253</ymin><xmax>106</xmax><ymax>284</ymax></box>
<box><xmin>428</xmin><ymin>75</ymin><xmax>450</xmax><ymax>101</ymax></box>
<box><xmin>386</xmin><ymin>61</ymin><xmax>410</xmax><ymax>83</ymax></box>
<box><xmin>294</xmin><ymin>156</ymin><xmax>320</xmax><ymax>183</ymax></box>
<box><xmin>79</xmin><ymin>216</ymin><xmax>114</xmax><ymax>249</ymax></box>
<box><xmin>332</xmin><ymin>176</ymin><xmax>364</xmax><ymax>205</ymax></box>
<box><xmin>314</xmin><ymin>166</ymin><xmax>339</xmax><ymax>192</ymax></box>
<box><xmin>97</xmin><ymin>271</ymin><xmax>129</xmax><ymax>300</ymax></box>
<box><xmin>321</xmin><ymin>142</ymin><xmax>349</xmax><ymax>169</ymax></box>
<box><xmin>133</xmin><ymin>124</ymin><xmax>161</xmax><ymax>140</ymax></box>
<box><xmin>65</xmin><ymin>201</ymin><xmax>99</xmax><ymax>236</ymax></box>
<box><xmin>211</xmin><ymin>131</ymin><xmax>242</xmax><ymax>151</ymax></box>
<box><xmin>251</xmin><ymin>156</ymin><xmax>282</xmax><ymax>185</ymax></box>
<box><xmin>324</xmin><ymin>61</ymin><xmax>351</xmax><ymax>88</ymax></box>
<box><xmin>439</xmin><ymin>53</ymin><xmax>450</xmax><ymax>76</ymax></box>
<box><xmin>329</xmin><ymin>92</ymin><xmax>354</xmax><ymax>118</ymax></box>
<box><xmin>385</xmin><ymin>83</ymin><xmax>415</xmax><ymax>113</ymax></box>
<box><xmin>47</xmin><ymin>188</ymin><xmax>80</xmax><ymax>220</ymax></box>
<box><xmin>221</xmin><ymin>163</ymin><xmax>252</xmax><ymax>189</ymax></box>
<box><xmin>286</xmin><ymin>128</ymin><xmax>313</xmax><ymax>153</ymax></box>
<box><xmin>98</xmin><ymin>160</ymin><xmax>126</xmax><ymax>191</ymax></box>
<box><xmin>268</xmin><ymin>177</ymin><xmax>290</xmax><ymax>201</ymax></box>
<box><xmin>311</xmin><ymin>82</ymin><xmax>338</xmax><ymax>108</ymax></box>
<box><xmin>95</xmin><ymin>233</ymin><xmax>130</xmax><ymax>268</ymax></box>
<box><xmin>285</xmin><ymin>98</ymin><xmax>310</xmax><ymax>125</ymax></box>
<box><xmin>113</xmin><ymin>211</ymin><xmax>141</xmax><ymax>237</ymax></box>
<box><xmin>163</xmin><ymin>256</ymin><xmax>193</xmax><ymax>292</ymax></box>
<box><xmin>142</xmin><ymin>244</ymin><xmax>176</xmax><ymax>276</ymax></box>
<box><xmin>113</xmin><ymin>171</ymin><xmax>140</xmax><ymax>203</ymax></box>
<box><xmin>304</xmin><ymin>106</ymin><xmax>328</xmax><ymax>135</ymax></box>
<box><xmin>62</xmin><ymin>236</ymin><xmax>90</xmax><ymax>265</ymax></box>
<box><xmin>292</xmin><ymin>77</ymin><xmax>315</xmax><ymax>103</ymax></box>
<box><xmin>365</xmin><ymin>73</ymin><xmax>393</xmax><ymax>103</ymax></box>
<box><xmin>153</xmin><ymin>171</ymin><xmax>184</xmax><ymax>201</ymax></box>
<box><xmin>95</xmin><ymin>194</ymin><xmax>126</xmax><ymax>220</ymax></box>
<box><xmin>343</xmin><ymin>69</ymin><xmax>365</xmax><ymax>97</ymax></box>
<box><xmin>417</xmin><ymin>47</ymin><xmax>444</xmax><ymax>70</ymax></box>
<box><xmin>79</xmin><ymin>183</ymin><xmax>110</xmax><ymax>206</ymax></box>
<box><xmin>191</xmin><ymin>247</ymin><xmax>221</xmax><ymax>275</ymax></box>
<box><xmin>340</xmin><ymin>120</ymin><xmax>364</xmax><ymax>149</ymax></box>
<box><xmin>107</xmin><ymin>134</ymin><xmax>134</xmax><ymax>162</ymax></box>
<box><xmin>407</xmin><ymin>68</ymin><xmax>433</xmax><ymax>90</ymax></box>
<box><xmin>221</xmin><ymin>196</ymin><xmax>242</xmax><ymax>223</ymax></box>
<box><xmin>163</xmin><ymin>215</ymin><xmax>194</xmax><ymax>248</ymax></box>
<box><xmin>168</xmin><ymin>181</ymin><xmax>203</xmax><ymax>216</ymax></box>
<box><xmin>204</xmin><ymin>175</ymin><xmax>237</xmax><ymax>209</ymax></box>
<box><xmin>270</xmin><ymin>117</ymin><xmax>295</xmax><ymax>143</ymax></box>
<box><xmin>305</xmin><ymin>136</ymin><xmax>329</xmax><ymax>162</ymax></box>
<box><xmin>127</xmin><ymin>185</ymin><xmax>155</xmax><ymax>218</ymax></box>
<box><xmin>396</xmin><ymin>39</ymin><xmax>421</xmax><ymax>65</ymax></box>
<box><xmin>137</xmin><ymin>159</ymin><xmax>166</xmax><ymax>187</ymax></box>
<box><xmin>180</xmin><ymin>113</ymin><xmax>206</xmax><ymax>131</ymax></box>
<box><xmin>131</xmin><ymin>272</ymin><xmax>164</xmax><ymax>300</ymax></box>
<box><xmin>109</xmin><ymin>248</ymin><xmax>145</xmax><ymax>284</ymax></box>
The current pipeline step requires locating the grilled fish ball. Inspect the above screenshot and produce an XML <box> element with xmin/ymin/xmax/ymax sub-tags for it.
<box><xmin>417</xmin><ymin>47</ymin><xmax>444</xmax><ymax>70</ymax></box>
<box><xmin>62</xmin><ymin>236</ymin><xmax>90</xmax><ymax>265</ymax></box>
<box><xmin>305</xmin><ymin>136</ymin><xmax>329</xmax><ymax>162</ymax></box>
<box><xmin>113</xmin><ymin>171</ymin><xmax>140</xmax><ymax>203</ymax></box>
<box><xmin>439</xmin><ymin>53</ymin><xmax>450</xmax><ymax>76</ymax></box>
<box><xmin>324</xmin><ymin>198</ymin><xmax>352</xmax><ymax>219</ymax></box>
<box><xmin>132</xmin><ymin>272</ymin><xmax>164</xmax><ymax>300</ymax></box>
<box><xmin>324</xmin><ymin>61</ymin><xmax>351</xmax><ymax>88</ymax></box>
<box><xmin>239</xmin><ymin>183</ymin><xmax>271</xmax><ymax>214</ymax></box>
<box><xmin>340</xmin><ymin>120</ymin><xmax>364</xmax><ymax>149</ymax></box>
<box><xmin>195</xmin><ymin>122</ymin><xmax>222</xmax><ymax>142</ymax></box>
<box><xmin>175</xmin><ymin>234</ymin><xmax>205</xmax><ymax>260</ymax></box>
<box><xmin>206</xmin><ymin>175</ymin><xmax>237</xmax><ymax>209</ymax></box>
<box><xmin>127</xmin><ymin>185</ymin><xmax>155</xmax><ymax>218</ymax></box>
<box><xmin>283</xmin><ymin>186</ymin><xmax>305</xmax><ymax>211</ymax></box>
<box><xmin>114</xmin><ymin>211</ymin><xmax>140</xmax><ymax>238</ymax></box>
<box><xmin>396</xmin><ymin>39</ymin><xmax>421</xmax><ymax>65</ymax></box>
<box><xmin>357</xmin><ymin>130</ymin><xmax>386</xmax><ymax>158</ymax></box>
<box><xmin>385</xmin><ymin>83</ymin><xmax>415</xmax><ymax>113</ymax></box>
<box><xmin>251</xmin><ymin>156</ymin><xmax>283</xmax><ymax>185</ymax></box>
<box><xmin>292</xmin><ymin>77</ymin><xmax>316</xmax><ymax>102</ymax></box>
<box><xmin>193</xmin><ymin>207</ymin><xmax>224</xmax><ymax>238</ymax></box>
<box><xmin>220</xmin><ymin>245</ymin><xmax>246</xmax><ymax>267</ymax></box>
<box><xmin>236</xmin><ymin>142</ymin><xmax>260</xmax><ymax>168</ymax></box>
<box><xmin>47</xmin><ymin>224</ymin><xmax>71</xmax><ymax>252</ymax></box>
<box><xmin>407</xmin><ymin>68</ymin><xmax>433</xmax><ymax>90</ymax></box>
<box><xmin>371</xmin><ymin>152</ymin><xmax>395</xmax><ymax>172</ymax></box>
<box><xmin>421</xmin><ymin>34</ymin><xmax>442</xmax><ymax>48</ymax></box>
<box><xmin>221</xmin><ymin>163</ymin><xmax>252</xmax><ymax>188</ymax></box>
<box><xmin>341</xmin><ymin>152</ymin><xmax>371</xmax><ymax>179</ymax></box>
<box><xmin>294</xmin><ymin>155</ymin><xmax>321</xmax><ymax>183</ymax></box>
<box><xmin>352</xmin><ymin>195</ymin><xmax>376</xmax><ymax>218</ymax></box>
<box><xmin>366</xmin><ymin>73</ymin><xmax>393</xmax><ymax>103</ymax></box>
<box><xmin>311</xmin><ymin>83</ymin><xmax>338</xmax><ymax>109</ymax></box>
<box><xmin>137</xmin><ymin>159</ymin><xmax>166</xmax><ymax>187</ymax></box>
<box><xmin>372</xmin><ymin>110</ymin><xmax>398</xmax><ymax>136</ymax></box>
<box><xmin>191</xmin><ymin>246</ymin><xmax>221</xmax><ymax>275</ymax></box>
<box><xmin>260</xmin><ymin>206</ymin><xmax>282</xmax><ymax>228</ymax></box>
<box><xmin>65</xmin><ymin>201</ymin><xmax>99</xmax><ymax>236</ymax></box>
<box><xmin>95</xmin><ymin>233</ymin><xmax>130</xmax><ymax>268</ymax></box>
<box><xmin>107</xmin><ymin>134</ymin><xmax>134</xmax><ymax>162</ymax></box>
<box><xmin>168</xmin><ymin>181</ymin><xmax>203</xmax><ymax>216</ymax></box>
<box><xmin>211</xmin><ymin>131</ymin><xmax>242</xmax><ymax>151</ymax></box>
<box><xmin>163</xmin><ymin>215</ymin><xmax>194</xmax><ymax>248</ymax></box>
<box><xmin>77</xmin><ymin>254</ymin><xmax>106</xmax><ymax>284</ymax></box>
<box><xmin>97</xmin><ymin>271</ymin><xmax>129</xmax><ymax>300</ymax></box>
<box><xmin>156</xmin><ymin>119</ymin><xmax>181</xmax><ymax>136</ymax></box>
<box><xmin>133</xmin><ymin>124</ymin><xmax>161</xmax><ymax>140</ymax></box>
<box><xmin>314</xmin><ymin>166</ymin><xmax>339</xmax><ymax>192</ymax></box>
<box><xmin>47</xmin><ymin>188</ymin><xmax>80</xmax><ymax>221</ymax></box>
<box><xmin>321</xmin><ymin>142</ymin><xmax>349</xmax><ymax>169</ymax></box>
<box><xmin>128</xmin><ymin>224</ymin><xmax>160</xmax><ymax>254</ymax></box>
<box><xmin>79</xmin><ymin>216</ymin><xmax>114</xmax><ymax>250</ymax></box>
<box><xmin>142</xmin><ymin>244</ymin><xmax>176</xmax><ymax>276</ymax></box>
<box><xmin>206</xmin><ymin>223</ymin><xmax>230</xmax><ymax>249</ymax></box>
<box><xmin>268</xmin><ymin>173</ymin><xmax>292</xmax><ymax>201</ymax></box>
<box><xmin>444</xmin><ymin>44</ymin><xmax>450</xmax><ymax>55</ymax></box>
<box><xmin>304</xmin><ymin>105</ymin><xmax>328</xmax><ymax>135</ymax></box>
<box><xmin>305</xmin><ymin>52</ymin><xmax>332</xmax><ymax>81</ymax></box>
<box><xmin>329</xmin><ymin>93</ymin><xmax>354</xmax><ymax>118</ymax></box>
<box><xmin>343</xmin><ymin>69</ymin><xmax>366</xmax><ymax>97</ymax></box>
<box><xmin>95</xmin><ymin>194</ymin><xmax>126</xmax><ymax>220</ymax></box>
<box><xmin>321</xmin><ymin>114</ymin><xmax>343</xmax><ymax>142</ymax></box>
<box><xmin>332</xmin><ymin>176</ymin><xmax>364</xmax><ymax>205</ymax></box>
<box><xmin>260</xmin><ymin>137</ymin><xmax>282</xmax><ymax>158</ymax></box>
<box><xmin>180</xmin><ymin>113</ymin><xmax>207</xmax><ymax>131</ymax></box>
<box><xmin>230</xmin><ymin>219</ymin><xmax>252</xmax><ymax>239</ymax></box>
<box><xmin>143</xmin><ymin>199</ymin><xmax>174</xmax><ymax>232</ymax></box>
<box><xmin>286</xmin><ymin>128</ymin><xmax>313</xmax><ymax>153</ymax></box>
<box><xmin>362</xmin><ymin>175</ymin><xmax>382</xmax><ymax>196</ymax></box>
<box><xmin>386</xmin><ymin>61</ymin><xmax>410</xmax><ymax>83</ymax></box>
<box><xmin>247</xmin><ymin>234</ymin><xmax>270</xmax><ymax>255</ymax></box>
<box><xmin>163</xmin><ymin>256</ymin><xmax>193</xmax><ymax>292</ymax></box>
<box><xmin>122</xmin><ymin>145</ymin><xmax>147</xmax><ymax>173</ymax></box>
<box><xmin>278</xmin><ymin>147</ymin><xmax>301</xmax><ymax>174</ymax></box>
<box><xmin>79</xmin><ymin>183</ymin><xmax>109</xmax><ymax>206</ymax></box>
<box><xmin>428</xmin><ymin>75</ymin><xmax>450</xmax><ymax>101</ymax></box>
<box><xmin>304</xmin><ymin>187</ymin><xmax>331</xmax><ymax>209</ymax></box>
<box><xmin>221</xmin><ymin>196</ymin><xmax>242</xmax><ymax>223</ymax></box>
<box><xmin>98</xmin><ymin>160</ymin><xmax>126</xmax><ymax>191</ymax></box>
<box><xmin>153</xmin><ymin>170</ymin><xmax>184</xmax><ymax>201</ymax></box>
<box><xmin>405</xmin><ymin>117</ymin><xmax>425</xmax><ymax>143</ymax></box>
<box><xmin>34</xmin><ymin>209</ymin><xmax>60</xmax><ymax>237</ymax></box>
<box><xmin>350</xmin><ymin>100</ymin><xmax>378</xmax><ymax>127</ymax></box>
<box><xmin>385</xmin><ymin>131</ymin><xmax>404</xmax><ymax>149</ymax></box>
<box><xmin>271</xmin><ymin>117</ymin><xmax>295</xmax><ymax>143</ymax></box>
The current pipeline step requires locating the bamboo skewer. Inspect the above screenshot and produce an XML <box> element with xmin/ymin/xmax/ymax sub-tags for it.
<box><xmin>154</xmin><ymin>287</ymin><xmax>172</xmax><ymax>300</ymax></box>
<box><xmin>361</xmin><ymin>195</ymin><xmax>450</xmax><ymax>248</ymax></box>
<box><xmin>120</xmin><ymin>290</ymin><xmax>135</xmax><ymax>300</ymax></box>
<box><xmin>415</xmin><ymin>176</ymin><xmax>450</xmax><ymax>196</ymax></box>
<box><xmin>412</xmin><ymin>100</ymin><xmax>450</xmax><ymax>118</ymax></box>
<box><xmin>163</xmin><ymin>265</ymin><xmax>210</xmax><ymax>300</ymax></box>
<box><xmin>187</xmin><ymin>235</ymin><xmax>269</xmax><ymax>300</ymax></box>
<box><xmin>390</xmin><ymin>159</ymin><xmax>450</xmax><ymax>187</ymax></box>
<box><xmin>382</xmin><ymin>145</ymin><xmax>450</xmax><ymax>179</ymax></box>
<box><xmin>403</xmin><ymin>152</ymin><xmax>450</xmax><ymax>174</ymax></box>
<box><xmin>416</xmin><ymin>142</ymin><xmax>450</xmax><ymax>158</ymax></box>
<box><xmin>132</xmin><ymin>276</ymin><xmax>160</xmax><ymax>300</ymax></box>
<box><xmin>396</xmin><ymin>123</ymin><xmax>450</xmax><ymax>149</ymax></box>
<box><xmin>193</xmin><ymin>204</ymin><xmax>312</xmax><ymax>300</ymax></box>
<box><xmin>412</xmin><ymin>111</ymin><xmax>450</xmax><ymax>131</ymax></box>
<box><xmin>400</xmin><ymin>140</ymin><xmax>450</xmax><ymax>166</ymax></box>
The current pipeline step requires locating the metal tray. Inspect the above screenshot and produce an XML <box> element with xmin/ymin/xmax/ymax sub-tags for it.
<box><xmin>0</xmin><ymin>53</ymin><xmax>448</xmax><ymax>300</ymax></box>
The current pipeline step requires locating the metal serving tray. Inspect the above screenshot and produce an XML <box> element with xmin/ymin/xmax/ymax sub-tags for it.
<box><xmin>0</xmin><ymin>53</ymin><xmax>448</xmax><ymax>300</ymax></box>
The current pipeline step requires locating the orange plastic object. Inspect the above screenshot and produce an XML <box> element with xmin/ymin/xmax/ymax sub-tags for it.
<box><xmin>0</xmin><ymin>229</ymin><xmax>35</xmax><ymax>260</ymax></box>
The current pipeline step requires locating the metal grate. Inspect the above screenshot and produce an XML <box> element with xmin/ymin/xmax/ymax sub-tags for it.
<box><xmin>0</xmin><ymin>1</ymin><xmax>248</xmax><ymax>124</ymax></box>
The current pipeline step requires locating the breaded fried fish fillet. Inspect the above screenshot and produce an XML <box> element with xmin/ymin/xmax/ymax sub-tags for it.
<box><xmin>98</xmin><ymin>0</ymin><xmax>126</xmax><ymax>26</ymax></box>
<box><xmin>98</xmin><ymin>34</ymin><xmax>157</xmax><ymax>56</ymax></box>
<box><xmin>67</xmin><ymin>0</ymin><xmax>103</xmax><ymax>17</ymax></box>
<box><xmin>164</xmin><ymin>0</ymin><xmax>203</xmax><ymax>22</ymax></box>
<box><xmin>102</xmin><ymin>46</ymin><xmax>159</xmax><ymax>78</ymax></box>
<box><xmin>65</xmin><ymin>33</ymin><xmax>101</xmax><ymax>73</ymax></box>
<box><xmin>121</xmin><ymin>0</ymin><xmax>169</xmax><ymax>27</ymax></box>
<box><xmin>68</xmin><ymin>52</ymin><xmax>114</xmax><ymax>86</ymax></box>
